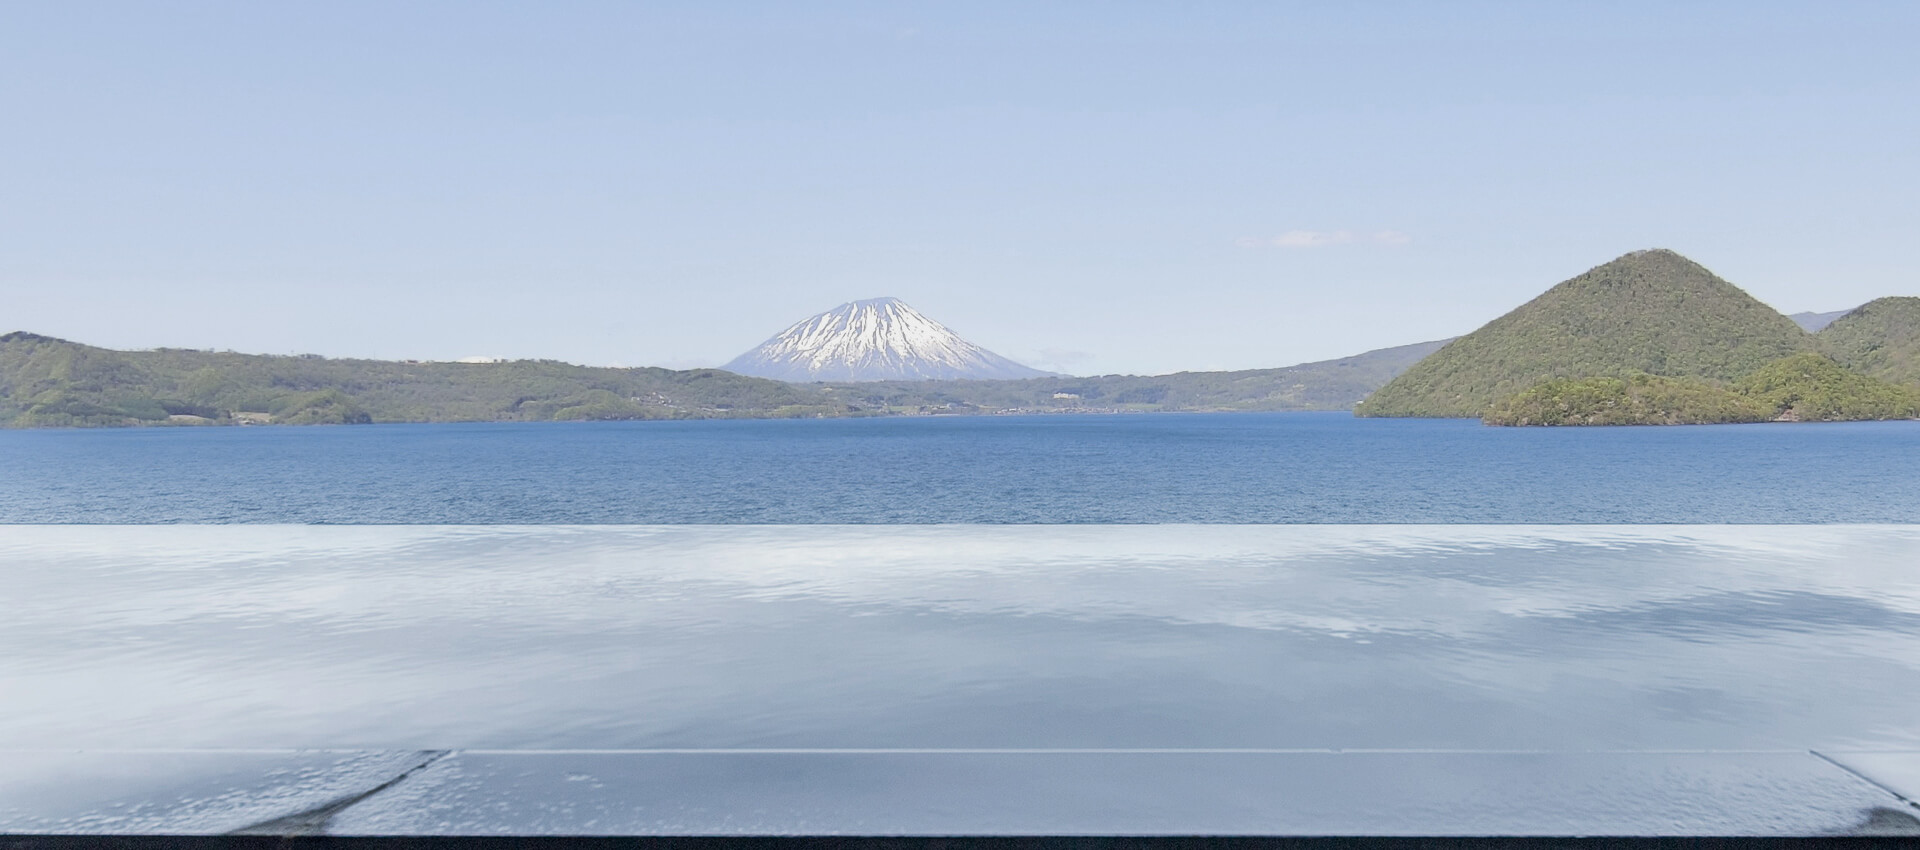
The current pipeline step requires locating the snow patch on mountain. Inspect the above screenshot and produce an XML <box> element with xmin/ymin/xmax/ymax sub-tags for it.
<box><xmin>724</xmin><ymin>297</ymin><xmax>1053</xmax><ymax>382</ymax></box>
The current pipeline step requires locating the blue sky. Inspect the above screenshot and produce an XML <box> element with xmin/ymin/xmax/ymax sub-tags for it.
<box><xmin>3</xmin><ymin>2</ymin><xmax>1916</xmax><ymax>375</ymax></box>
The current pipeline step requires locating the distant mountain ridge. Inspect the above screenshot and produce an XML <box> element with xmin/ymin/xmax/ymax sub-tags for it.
<box><xmin>0</xmin><ymin>331</ymin><xmax>850</xmax><ymax>426</ymax></box>
<box><xmin>1790</xmin><ymin>309</ymin><xmax>1854</xmax><ymax>333</ymax></box>
<box><xmin>1357</xmin><ymin>249</ymin><xmax>1816</xmax><ymax>418</ymax></box>
<box><xmin>724</xmin><ymin>297</ymin><xmax>1051</xmax><ymax>382</ymax></box>
<box><xmin>833</xmin><ymin>337</ymin><xmax>1452</xmax><ymax>413</ymax></box>
<box><xmin>0</xmin><ymin>331</ymin><xmax>1439</xmax><ymax>427</ymax></box>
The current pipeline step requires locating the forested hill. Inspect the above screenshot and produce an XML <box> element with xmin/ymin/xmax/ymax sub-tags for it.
<box><xmin>1818</xmin><ymin>296</ymin><xmax>1920</xmax><ymax>386</ymax></box>
<box><xmin>0</xmin><ymin>332</ymin><xmax>1443</xmax><ymax>427</ymax></box>
<box><xmin>1356</xmin><ymin>249</ymin><xmax>1816</xmax><ymax>418</ymax></box>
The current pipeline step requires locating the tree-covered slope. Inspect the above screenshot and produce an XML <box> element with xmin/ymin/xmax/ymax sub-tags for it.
<box><xmin>1817</xmin><ymin>296</ymin><xmax>1920</xmax><ymax>387</ymax></box>
<box><xmin>1483</xmin><ymin>353</ymin><xmax>1920</xmax><ymax>426</ymax></box>
<box><xmin>1734</xmin><ymin>351</ymin><xmax>1920</xmax><ymax>421</ymax></box>
<box><xmin>0</xmin><ymin>332</ymin><xmax>857</xmax><ymax>427</ymax></box>
<box><xmin>1356</xmin><ymin>249</ymin><xmax>1814</xmax><ymax>418</ymax></box>
<box><xmin>1482</xmin><ymin>374</ymin><xmax>1770</xmax><ymax>426</ymax></box>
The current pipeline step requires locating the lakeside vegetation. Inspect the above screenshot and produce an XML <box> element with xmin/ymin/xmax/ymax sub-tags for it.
<box><xmin>0</xmin><ymin>332</ymin><xmax>1441</xmax><ymax>428</ymax></box>
<box><xmin>1734</xmin><ymin>351</ymin><xmax>1920</xmax><ymax>421</ymax></box>
<box><xmin>1482</xmin><ymin>374</ymin><xmax>1770</xmax><ymax>426</ymax></box>
<box><xmin>1483</xmin><ymin>353</ymin><xmax>1920</xmax><ymax>426</ymax></box>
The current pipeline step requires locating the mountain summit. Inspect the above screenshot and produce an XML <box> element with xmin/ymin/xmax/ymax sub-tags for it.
<box><xmin>723</xmin><ymin>297</ymin><xmax>1052</xmax><ymax>382</ymax></box>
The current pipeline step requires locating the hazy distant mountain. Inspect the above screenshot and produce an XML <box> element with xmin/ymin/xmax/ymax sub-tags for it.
<box><xmin>1818</xmin><ymin>297</ymin><xmax>1920</xmax><ymax>387</ymax></box>
<box><xmin>839</xmin><ymin>337</ymin><xmax>1454</xmax><ymax>413</ymax></box>
<box><xmin>1357</xmin><ymin>249</ymin><xmax>1815</xmax><ymax>418</ymax></box>
<box><xmin>1790</xmin><ymin>309</ymin><xmax>1854</xmax><ymax>333</ymax></box>
<box><xmin>724</xmin><ymin>297</ymin><xmax>1052</xmax><ymax>382</ymax></box>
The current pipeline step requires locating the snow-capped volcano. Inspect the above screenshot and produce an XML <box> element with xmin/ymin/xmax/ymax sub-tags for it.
<box><xmin>724</xmin><ymin>297</ymin><xmax>1052</xmax><ymax>382</ymax></box>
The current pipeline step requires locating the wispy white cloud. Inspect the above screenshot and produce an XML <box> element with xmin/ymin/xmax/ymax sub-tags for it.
<box><xmin>1279</xmin><ymin>230</ymin><xmax>1356</xmax><ymax>248</ymax></box>
<box><xmin>1238</xmin><ymin>230</ymin><xmax>1412</xmax><ymax>249</ymax></box>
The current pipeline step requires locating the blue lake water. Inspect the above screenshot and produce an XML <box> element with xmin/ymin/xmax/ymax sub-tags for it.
<box><xmin>3</xmin><ymin>412</ymin><xmax>1920</xmax><ymax>523</ymax></box>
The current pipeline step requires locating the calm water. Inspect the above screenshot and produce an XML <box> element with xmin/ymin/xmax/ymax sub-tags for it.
<box><xmin>3</xmin><ymin>413</ymin><xmax>1920</xmax><ymax>523</ymax></box>
<box><xmin>4</xmin><ymin>525</ymin><xmax>1918</xmax><ymax>751</ymax></box>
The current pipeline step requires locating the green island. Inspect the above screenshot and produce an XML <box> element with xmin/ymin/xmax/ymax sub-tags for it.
<box><xmin>1360</xmin><ymin>250</ymin><xmax>1920</xmax><ymax>426</ymax></box>
<box><xmin>1357</xmin><ymin>249</ymin><xmax>1812</xmax><ymax>419</ymax></box>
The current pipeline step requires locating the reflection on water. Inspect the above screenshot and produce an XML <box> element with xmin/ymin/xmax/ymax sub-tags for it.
<box><xmin>2</xmin><ymin>525</ymin><xmax>1917</xmax><ymax>751</ymax></box>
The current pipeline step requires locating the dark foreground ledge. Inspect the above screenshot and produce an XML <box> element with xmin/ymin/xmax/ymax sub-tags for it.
<box><xmin>7</xmin><ymin>837</ymin><xmax>1920</xmax><ymax>850</ymax></box>
<box><xmin>2</xmin><ymin>751</ymin><xmax>1917</xmax><ymax>839</ymax></box>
